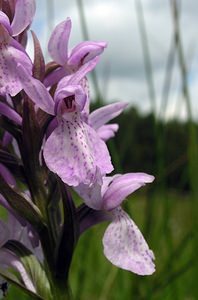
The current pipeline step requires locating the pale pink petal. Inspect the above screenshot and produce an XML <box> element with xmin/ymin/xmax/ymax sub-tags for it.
<box><xmin>48</xmin><ymin>18</ymin><xmax>71</xmax><ymax>65</ymax></box>
<box><xmin>75</xmin><ymin>176</ymin><xmax>102</xmax><ymax>210</ymax></box>
<box><xmin>75</xmin><ymin>174</ymin><xmax>117</xmax><ymax>210</ymax></box>
<box><xmin>43</xmin><ymin>116</ymin><xmax>97</xmax><ymax>186</ymax></box>
<box><xmin>75</xmin><ymin>175</ymin><xmax>115</xmax><ymax>210</ymax></box>
<box><xmin>103</xmin><ymin>207</ymin><xmax>155</xmax><ymax>275</ymax></box>
<box><xmin>97</xmin><ymin>124</ymin><xmax>119</xmax><ymax>141</ymax></box>
<box><xmin>11</xmin><ymin>0</ymin><xmax>36</xmax><ymax>36</ymax></box>
<box><xmin>101</xmin><ymin>175</ymin><xmax>120</xmax><ymax>196</ymax></box>
<box><xmin>80</xmin><ymin>77</ymin><xmax>90</xmax><ymax>121</ymax></box>
<box><xmin>0</xmin><ymin>42</ymin><xmax>32</xmax><ymax>96</ymax></box>
<box><xmin>57</xmin><ymin>56</ymin><xmax>99</xmax><ymax>89</ymax></box>
<box><xmin>102</xmin><ymin>173</ymin><xmax>154</xmax><ymax>210</ymax></box>
<box><xmin>68</xmin><ymin>41</ymin><xmax>107</xmax><ymax>66</ymax></box>
<box><xmin>89</xmin><ymin>101</ymin><xmax>128</xmax><ymax>130</ymax></box>
<box><xmin>17</xmin><ymin>64</ymin><xmax>55</xmax><ymax>115</ymax></box>
<box><xmin>86</xmin><ymin>124</ymin><xmax>113</xmax><ymax>176</ymax></box>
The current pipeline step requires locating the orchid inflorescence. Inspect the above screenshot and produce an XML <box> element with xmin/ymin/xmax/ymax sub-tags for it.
<box><xmin>0</xmin><ymin>0</ymin><xmax>155</xmax><ymax>299</ymax></box>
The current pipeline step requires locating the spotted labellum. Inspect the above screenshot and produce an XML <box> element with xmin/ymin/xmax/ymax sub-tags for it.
<box><xmin>0</xmin><ymin>1</ymin><xmax>155</xmax><ymax>299</ymax></box>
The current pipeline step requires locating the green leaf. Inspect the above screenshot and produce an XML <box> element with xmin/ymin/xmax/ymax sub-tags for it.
<box><xmin>0</xmin><ymin>269</ymin><xmax>44</xmax><ymax>300</ymax></box>
<box><xmin>4</xmin><ymin>240</ymin><xmax>52</xmax><ymax>300</ymax></box>
<box><xmin>0</xmin><ymin>175</ymin><xmax>45</xmax><ymax>232</ymax></box>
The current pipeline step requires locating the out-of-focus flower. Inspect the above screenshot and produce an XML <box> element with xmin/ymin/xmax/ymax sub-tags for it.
<box><xmin>76</xmin><ymin>173</ymin><xmax>155</xmax><ymax>275</ymax></box>
<box><xmin>0</xmin><ymin>0</ymin><xmax>35</xmax><ymax>96</ymax></box>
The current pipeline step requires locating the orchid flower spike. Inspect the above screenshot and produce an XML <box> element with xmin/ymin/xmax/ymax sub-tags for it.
<box><xmin>17</xmin><ymin>58</ymin><xmax>113</xmax><ymax>186</ymax></box>
<box><xmin>76</xmin><ymin>172</ymin><xmax>155</xmax><ymax>275</ymax></box>
<box><xmin>0</xmin><ymin>1</ymin><xmax>35</xmax><ymax>96</ymax></box>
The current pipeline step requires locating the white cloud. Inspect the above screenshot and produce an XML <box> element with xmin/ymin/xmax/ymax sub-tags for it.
<box><xmin>28</xmin><ymin>0</ymin><xmax>198</xmax><ymax>120</ymax></box>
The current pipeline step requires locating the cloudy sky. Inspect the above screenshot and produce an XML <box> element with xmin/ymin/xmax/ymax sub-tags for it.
<box><xmin>27</xmin><ymin>0</ymin><xmax>198</xmax><ymax>120</ymax></box>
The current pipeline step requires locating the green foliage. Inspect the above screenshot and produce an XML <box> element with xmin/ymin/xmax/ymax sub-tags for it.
<box><xmin>110</xmin><ymin>106</ymin><xmax>197</xmax><ymax>192</ymax></box>
<box><xmin>3</xmin><ymin>241</ymin><xmax>51</xmax><ymax>300</ymax></box>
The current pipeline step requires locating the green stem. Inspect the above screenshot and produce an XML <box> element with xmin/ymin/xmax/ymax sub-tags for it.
<box><xmin>52</xmin><ymin>282</ymin><xmax>73</xmax><ymax>300</ymax></box>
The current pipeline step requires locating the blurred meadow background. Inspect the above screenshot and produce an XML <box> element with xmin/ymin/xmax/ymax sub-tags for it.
<box><xmin>5</xmin><ymin>0</ymin><xmax>198</xmax><ymax>299</ymax></box>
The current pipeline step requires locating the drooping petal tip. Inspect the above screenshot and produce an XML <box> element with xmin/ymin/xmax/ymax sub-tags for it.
<box><xmin>103</xmin><ymin>208</ymin><xmax>155</xmax><ymax>275</ymax></box>
<box><xmin>68</xmin><ymin>41</ymin><xmax>107</xmax><ymax>66</ymax></box>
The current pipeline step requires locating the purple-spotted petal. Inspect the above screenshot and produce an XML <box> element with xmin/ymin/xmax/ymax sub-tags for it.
<box><xmin>103</xmin><ymin>207</ymin><xmax>155</xmax><ymax>275</ymax></box>
<box><xmin>89</xmin><ymin>101</ymin><xmax>128</xmax><ymax>130</ymax></box>
<box><xmin>48</xmin><ymin>18</ymin><xmax>71</xmax><ymax>65</ymax></box>
<box><xmin>11</xmin><ymin>0</ymin><xmax>36</xmax><ymax>36</ymax></box>
<box><xmin>102</xmin><ymin>173</ymin><xmax>154</xmax><ymax>210</ymax></box>
<box><xmin>68</xmin><ymin>41</ymin><xmax>107</xmax><ymax>66</ymax></box>
<box><xmin>0</xmin><ymin>42</ymin><xmax>32</xmax><ymax>96</ymax></box>
<box><xmin>97</xmin><ymin>124</ymin><xmax>119</xmax><ymax>141</ymax></box>
<box><xmin>80</xmin><ymin>77</ymin><xmax>90</xmax><ymax>121</ymax></box>
<box><xmin>17</xmin><ymin>64</ymin><xmax>55</xmax><ymax>115</ymax></box>
<box><xmin>43</xmin><ymin>116</ymin><xmax>97</xmax><ymax>186</ymax></box>
<box><xmin>86</xmin><ymin>124</ymin><xmax>113</xmax><ymax>176</ymax></box>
